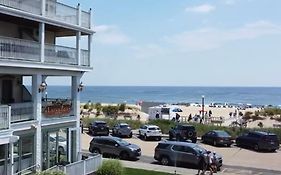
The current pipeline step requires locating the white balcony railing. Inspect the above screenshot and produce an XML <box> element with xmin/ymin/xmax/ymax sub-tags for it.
<box><xmin>0</xmin><ymin>105</ymin><xmax>11</xmax><ymax>130</ymax></box>
<box><xmin>81</xmin><ymin>49</ymin><xmax>90</xmax><ymax>66</ymax></box>
<box><xmin>0</xmin><ymin>0</ymin><xmax>91</xmax><ymax>29</ymax></box>
<box><xmin>45</xmin><ymin>44</ymin><xmax>77</xmax><ymax>65</ymax></box>
<box><xmin>0</xmin><ymin>36</ymin><xmax>40</xmax><ymax>62</ymax></box>
<box><xmin>0</xmin><ymin>0</ymin><xmax>41</xmax><ymax>15</ymax></box>
<box><xmin>10</xmin><ymin>102</ymin><xmax>33</xmax><ymax>123</ymax></box>
<box><xmin>0</xmin><ymin>36</ymin><xmax>90</xmax><ymax>67</ymax></box>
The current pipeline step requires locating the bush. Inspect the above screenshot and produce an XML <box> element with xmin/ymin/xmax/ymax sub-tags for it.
<box><xmin>102</xmin><ymin>105</ymin><xmax>119</xmax><ymax>117</ymax></box>
<box><xmin>83</xmin><ymin>103</ymin><xmax>89</xmax><ymax>110</ymax></box>
<box><xmin>119</xmin><ymin>103</ymin><xmax>126</xmax><ymax>112</ymax></box>
<box><xmin>96</xmin><ymin>159</ymin><xmax>123</xmax><ymax>175</ymax></box>
<box><xmin>95</xmin><ymin>103</ymin><xmax>102</xmax><ymax>116</ymax></box>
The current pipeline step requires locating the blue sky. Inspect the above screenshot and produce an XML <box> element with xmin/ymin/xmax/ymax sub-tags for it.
<box><xmin>59</xmin><ymin>0</ymin><xmax>281</xmax><ymax>86</ymax></box>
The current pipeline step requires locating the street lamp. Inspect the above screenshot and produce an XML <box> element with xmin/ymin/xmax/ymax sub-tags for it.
<box><xmin>202</xmin><ymin>95</ymin><xmax>205</xmax><ymax>122</ymax></box>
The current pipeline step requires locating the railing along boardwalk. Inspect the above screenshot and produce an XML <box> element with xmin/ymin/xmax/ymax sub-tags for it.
<box><xmin>0</xmin><ymin>0</ymin><xmax>91</xmax><ymax>29</ymax></box>
<box><xmin>0</xmin><ymin>36</ymin><xmax>90</xmax><ymax>67</ymax></box>
<box><xmin>0</xmin><ymin>105</ymin><xmax>10</xmax><ymax>130</ymax></box>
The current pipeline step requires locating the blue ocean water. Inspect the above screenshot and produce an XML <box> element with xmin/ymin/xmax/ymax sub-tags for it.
<box><xmin>42</xmin><ymin>86</ymin><xmax>281</xmax><ymax>106</ymax></box>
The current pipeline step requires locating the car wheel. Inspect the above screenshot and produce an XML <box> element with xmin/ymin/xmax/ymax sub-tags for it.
<box><xmin>120</xmin><ymin>151</ymin><xmax>130</xmax><ymax>160</ymax></box>
<box><xmin>227</xmin><ymin>143</ymin><xmax>231</xmax><ymax>147</ymax></box>
<box><xmin>254</xmin><ymin>144</ymin><xmax>259</xmax><ymax>151</ymax></box>
<box><xmin>191</xmin><ymin>138</ymin><xmax>197</xmax><ymax>143</ymax></box>
<box><xmin>169</xmin><ymin>133</ymin><xmax>173</xmax><ymax>140</ymax></box>
<box><xmin>129</xmin><ymin>132</ymin><xmax>133</xmax><ymax>138</ymax></box>
<box><xmin>157</xmin><ymin>137</ymin><xmax>162</xmax><ymax>141</ymax></box>
<box><xmin>160</xmin><ymin>156</ymin><xmax>170</xmax><ymax>166</ymax></box>
<box><xmin>91</xmin><ymin>148</ymin><xmax>101</xmax><ymax>154</ymax></box>
<box><xmin>112</xmin><ymin>130</ymin><xmax>115</xmax><ymax>136</ymax></box>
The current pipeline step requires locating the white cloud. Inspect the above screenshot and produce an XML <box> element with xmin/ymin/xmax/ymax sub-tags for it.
<box><xmin>164</xmin><ymin>21</ymin><xmax>281</xmax><ymax>52</ymax></box>
<box><xmin>224</xmin><ymin>0</ymin><xmax>236</xmax><ymax>5</ymax></box>
<box><xmin>185</xmin><ymin>4</ymin><xmax>216</xmax><ymax>14</ymax></box>
<box><xmin>94</xmin><ymin>25</ymin><xmax>130</xmax><ymax>45</ymax></box>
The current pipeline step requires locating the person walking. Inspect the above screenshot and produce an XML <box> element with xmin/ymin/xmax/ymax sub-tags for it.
<box><xmin>197</xmin><ymin>152</ymin><xmax>208</xmax><ymax>175</ymax></box>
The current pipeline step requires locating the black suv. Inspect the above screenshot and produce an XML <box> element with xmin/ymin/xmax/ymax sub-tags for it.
<box><xmin>169</xmin><ymin>124</ymin><xmax>197</xmax><ymax>143</ymax></box>
<box><xmin>154</xmin><ymin>141</ymin><xmax>223</xmax><ymax>169</ymax></box>
<box><xmin>236</xmin><ymin>131</ymin><xmax>280</xmax><ymax>152</ymax></box>
<box><xmin>88</xmin><ymin>121</ymin><xmax>109</xmax><ymax>136</ymax></box>
<box><xmin>89</xmin><ymin>136</ymin><xmax>141</xmax><ymax>160</ymax></box>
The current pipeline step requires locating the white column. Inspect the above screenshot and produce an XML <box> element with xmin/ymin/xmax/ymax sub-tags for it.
<box><xmin>10</xmin><ymin>143</ymin><xmax>14</xmax><ymax>175</ymax></box>
<box><xmin>71</xmin><ymin>75</ymin><xmax>82</xmax><ymax>161</ymax></box>
<box><xmin>41</xmin><ymin>0</ymin><xmax>46</xmax><ymax>16</ymax></box>
<box><xmin>89</xmin><ymin>8</ymin><xmax>92</xmax><ymax>29</ymax></box>
<box><xmin>39</xmin><ymin>23</ymin><xmax>45</xmax><ymax>63</ymax></box>
<box><xmin>32</xmin><ymin>74</ymin><xmax>42</xmax><ymax>171</ymax></box>
<box><xmin>77</xmin><ymin>3</ymin><xmax>81</xmax><ymax>26</ymax></box>
<box><xmin>76</xmin><ymin>31</ymin><xmax>81</xmax><ymax>66</ymax></box>
<box><xmin>88</xmin><ymin>34</ymin><xmax>92</xmax><ymax>67</ymax></box>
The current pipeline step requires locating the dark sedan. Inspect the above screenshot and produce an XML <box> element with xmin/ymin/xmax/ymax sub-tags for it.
<box><xmin>202</xmin><ymin>130</ymin><xmax>233</xmax><ymax>147</ymax></box>
<box><xmin>88</xmin><ymin>121</ymin><xmax>109</xmax><ymax>136</ymax></box>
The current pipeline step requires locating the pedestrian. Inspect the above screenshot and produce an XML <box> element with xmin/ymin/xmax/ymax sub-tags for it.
<box><xmin>208</xmin><ymin>151</ymin><xmax>217</xmax><ymax>175</ymax></box>
<box><xmin>188</xmin><ymin>114</ymin><xmax>192</xmax><ymax>122</ymax></box>
<box><xmin>155</xmin><ymin>111</ymin><xmax>160</xmax><ymax>119</ymax></box>
<box><xmin>197</xmin><ymin>152</ymin><xmax>208</xmax><ymax>175</ymax></box>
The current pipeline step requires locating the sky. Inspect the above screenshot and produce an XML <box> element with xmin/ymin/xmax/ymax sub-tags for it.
<box><xmin>57</xmin><ymin>0</ymin><xmax>281</xmax><ymax>87</ymax></box>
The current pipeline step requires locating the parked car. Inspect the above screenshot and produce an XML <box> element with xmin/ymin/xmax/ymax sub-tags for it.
<box><xmin>88</xmin><ymin>121</ymin><xmax>109</xmax><ymax>136</ymax></box>
<box><xmin>49</xmin><ymin>134</ymin><xmax>67</xmax><ymax>154</ymax></box>
<box><xmin>236</xmin><ymin>131</ymin><xmax>280</xmax><ymax>152</ymax></box>
<box><xmin>201</xmin><ymin>130</ymin><xmax>233</xmax><ymax>147</ymax></box>
<box><xmin>154</xmin><ymin>140</ymin><xmax>223</xmax><ymax>170</ymax></box>
<box><xmin>139</xmin><ymin>125</ymin><xmax>162</xmax><ymax>141</ymax></box>
<box><xmin>169</xmin><ymin>124</ymin><xmax>197</xmax><ymax>143</ymax></box>
<box><xmin>89</xmin><ymin>136</ymin><xmax>141</xmax><ymax>160</ymax></box>
<box><xmin>112</xmin><ymin>123</ymin><xmax>133</xmax><ymax>138</ymax></box>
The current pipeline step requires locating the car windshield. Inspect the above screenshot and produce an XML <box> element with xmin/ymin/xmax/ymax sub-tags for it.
<box><xmin>58</xmin><ymin>136</ymin><xmax>66</xmax><ymax>142</ymax></box>
<box><xmin>115</xmin><ymin>138</ymin><xmax>130</xmax><ymax>146</ymax></box>
<box><xmin>120</xmin><ymin>124</ymin><xmax>129</xmax><ymax>128</ymax></box>
<box><xmin>216</xmin><ymin>131</ymin><xmax>230</xmax><ymax>137</ymax></box>
<box><xmin>149</xmin><ymin>127</ymin><xmax>159</xmax><ymax>130</ymax></box>
<box><xmin>95</xmin><ymin>122</ymin><xmax>106</xmax><ymax>126</ymax></box>
<box><xmin>193</xmin><ymin>145</ymin><xmax>207</xmax><ymax>154</ymax></box>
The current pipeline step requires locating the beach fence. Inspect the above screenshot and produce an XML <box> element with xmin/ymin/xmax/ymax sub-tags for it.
<box><xmin>46</xmin><ymin>154</ymin><xmax>102</xmax><ymax>175</ymax></box>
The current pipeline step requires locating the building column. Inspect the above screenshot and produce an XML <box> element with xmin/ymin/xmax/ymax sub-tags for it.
<box><xmin>88</xmin><ymin>34</ymin><xmax>92</xmax><ymax>67</ymax></box>
<box><xmin>32</xmin><ymin>74</ymin><xmax>42</xmax><ymax>171</ymax></box>
<box><xmin>9</xmin><ymin>143</ymin><xmax>14</xmax><ymax>175</ymax></box>
<box><xmin>71</xmin><ymin>75</ymin><xmax>82</xmax><ymax>161</ymax></box>
<box><xmin>39</xmin><ymin>23</ymin><xmax>45</xmax><ymax>63</ymax></box>
<box><xmin>77</xmin><ymin>3</ymin><xmax>81</xmax><ymax>26</ymax></box>
<box><xmin>41</xmin><ymin>0</ymin><xmax>46</xmax><ymax>16</ymax></box>
<box><xmin>76</xmin><ymin>31</ymin><xmax>81</xmax><ymax>66</ymax></box>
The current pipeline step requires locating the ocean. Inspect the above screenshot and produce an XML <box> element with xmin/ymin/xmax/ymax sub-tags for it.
<box><xmin>41</xmin><ymin>86</ymin><xmax>281</xmax><ymax>106</ymax></box>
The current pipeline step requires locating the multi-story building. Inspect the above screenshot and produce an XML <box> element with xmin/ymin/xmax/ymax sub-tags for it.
<box><xmin>0</xmin><ymin>0</ymin><xmax>94</xmax><ymax>174</ymax></box>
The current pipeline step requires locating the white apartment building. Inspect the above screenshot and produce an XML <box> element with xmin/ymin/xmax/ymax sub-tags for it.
<box><xmin>0</xmin><ymin>0</ymin><xmax>94</xmax><ymax>174</ymax></box>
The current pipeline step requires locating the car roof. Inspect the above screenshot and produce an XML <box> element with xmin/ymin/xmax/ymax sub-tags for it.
<box><xmin>251</xmin><ymin>131</ymin><xmax>276</xmax><ymax>136</ymax></box>
<box><xmin>93</xmin><ymin>121</ymin><xmax>106</xmax><ymax>124</ymax></box>
<box><xmin>92</xmin><ymin>136</ymin><xmax>116</xmax><ymax>140</ymax></box>
<box><xmin>158</xmin><ymin>140</ymin><xmax>196</xmax><ymax>147</ymax></box>
<box><xmin>119</xmin><ymin>123</ymin><xmax>128</xmax><ymax>125</ymax></box>
<box><xmin>144</xmin><ymin>125</ymin><xmax>159</xmax><ymax>128</ymax></box>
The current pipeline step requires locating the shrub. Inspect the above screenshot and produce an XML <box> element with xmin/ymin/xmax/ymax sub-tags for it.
<box><xmin>95</xmin><ymin>102</ymin><xmax>102</xmax><ymax>116</ymax></box>
<box><xmin>83</xmin><ymin>103</ymin><xmax>89</xmax><ymax>110</ymax></box>
<box><xmin>119</xmin><ymin>103</ymin><xmax>126</xmax><ymax>112</ymax></box>
<box><xmin>102</xmin><ymin>105</ymin><xmax>119</xmax><ymax>117</ymax></box>
<box><xmin>96</xmin><ymin>159</ymin><xmax>123</xmax><ymax>175</ymax></box>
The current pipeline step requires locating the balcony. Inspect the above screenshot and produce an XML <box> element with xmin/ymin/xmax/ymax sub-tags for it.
<box><xmin>0</xmin><ymin>0</ymin><xmax>91</xmax><ymax>29</ymax></box>
<box><xmin>0</xmin><ymin>105</ymin><xmax>10</xmax><ymax>130</ymax></box>
<box><xmin>0</xmin><ymin>36</ymin><xmax>90</xmax><ymax>67</ymax></box>
<box><xmin>10</xmin><ymin>102</ymin><xmax>33</xmax><ymax>123</ymax></box>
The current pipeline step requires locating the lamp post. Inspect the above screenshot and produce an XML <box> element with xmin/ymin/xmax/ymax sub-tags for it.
<box><xmin>202</xmin><ymin>95</ymin><xmax>205</xmax><ymax>122</ymax></box>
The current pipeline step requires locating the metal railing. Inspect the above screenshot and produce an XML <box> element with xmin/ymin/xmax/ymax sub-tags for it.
<box><xmin>45</xmin><ymin>154</ymin><xmax>102</xmax><ymax>175</ymax></box>
<box><xmin>45</xmin><ymin>44</ymin><xmax>77</xmax><ymax>65</ymax></box>
<box><xmin>0</xmin><ymin>0</ymin><xmax>91</xmax><ymax>29</ymax></box>
<box><xmin>10</xmin><ymin>102</ymin><xmax>33</xmax><ymax>123</ymax></box>
<box><xmin>81</xmin><ymin>49</ymin><xmax>90</xmax><ymax>66</ymax></box>
<box><xmin>0</xmin><ymin>36</ymin><xmax>40</xmax><ymax>62</ymax></box>
<box><xmin>0</xmin><ymin>36</ymin><xmax>90</xmax><ymax>67</ymax></box>
<box><xmin>0</xmin><ymin>0</ymin><xmax>41</xmax><ymax>15</ymax></box>
<box><xmin>0</xmin><ymin>105</ymin><xmax>10</xmax><ymax>130</ymax></box>
<box><xmin>45</xmin><ymin>0</ymin><xmax>77</xmax><ymax>26</ymax></box>
<box><xmin>81</xmin><ymin>10</ymin><xmax>90</xmax><ymax>28</ymax></box>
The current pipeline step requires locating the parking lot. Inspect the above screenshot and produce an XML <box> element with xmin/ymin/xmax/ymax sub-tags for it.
<box><xmin>81</xmin><ymin>132</ymin><xmax>281</xmax><ymax>174</ymax></box>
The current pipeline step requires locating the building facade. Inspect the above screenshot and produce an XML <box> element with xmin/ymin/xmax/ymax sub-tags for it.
<box><xmin>0</xmin><ymin>0</ymin><xmax>94</xmax><ymax>174</ymax></box>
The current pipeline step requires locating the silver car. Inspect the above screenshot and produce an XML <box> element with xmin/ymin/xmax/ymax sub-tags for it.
<box><xmin>112</xmin><ymin>123</ymin><xmax>133</xmax><ymax>138</ymax></box>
